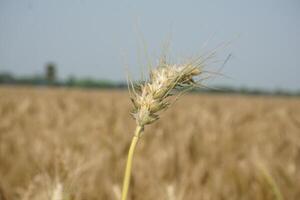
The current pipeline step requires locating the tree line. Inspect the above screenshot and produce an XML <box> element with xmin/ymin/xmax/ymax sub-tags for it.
<box><xmin>0</xmin><ymin>63</ymin><xmax>299</xmax><ymax>96</ymax></box>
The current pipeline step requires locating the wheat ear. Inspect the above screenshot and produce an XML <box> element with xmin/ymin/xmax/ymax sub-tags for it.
<box><xmin>121</xmin><ymin>58</ymin><xmax>206</xmax><ymax>200</ymax></box>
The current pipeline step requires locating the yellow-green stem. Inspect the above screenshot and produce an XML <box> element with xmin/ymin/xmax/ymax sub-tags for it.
<box><xmin>121</xmin><ymin>125</ymin><xmax>143</xmax><ymax>200</ymax></box>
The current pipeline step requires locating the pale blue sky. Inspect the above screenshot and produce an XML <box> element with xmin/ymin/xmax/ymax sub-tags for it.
<box><xmin>0</xmin><ymin>0</ymin><xmax>299</xmax><ymax>90</ymax></box>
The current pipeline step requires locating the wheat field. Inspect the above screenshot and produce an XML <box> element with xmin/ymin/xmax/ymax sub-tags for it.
<box><xmin>0</xmin><ymin>86</ymin><xmax>300</xmax><ymax>200</ymax></box>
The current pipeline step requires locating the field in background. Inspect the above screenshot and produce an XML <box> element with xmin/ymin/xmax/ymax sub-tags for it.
<box><xmin>0</xmin><ymin>86</ymin><xmax>300</xmax><ymax>200</ymax></box>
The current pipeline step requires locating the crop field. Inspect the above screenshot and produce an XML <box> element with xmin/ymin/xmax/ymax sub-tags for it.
<box><xmin>0</xmin><ymin>86</ymin><xmax>300</xmax><ymax>200</ymax></box>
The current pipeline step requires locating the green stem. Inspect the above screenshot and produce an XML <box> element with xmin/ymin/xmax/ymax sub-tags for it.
<box><xmin>121</xmin><ymin>125</ymin><xmax>143</xmax><ymax>200</ymax></box>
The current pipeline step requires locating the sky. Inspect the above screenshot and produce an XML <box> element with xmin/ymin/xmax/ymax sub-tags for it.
<box><xmin>0</xmin><ymin>0</ymin><xmax>299</xmax><ymax>91</ymax></box>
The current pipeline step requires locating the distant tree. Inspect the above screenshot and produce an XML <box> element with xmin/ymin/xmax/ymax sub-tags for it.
<box><xmin>0</xmin><ymin>72</ymin><xmax>14</xmax><ymax>83</ymax></box>
<box><xmin>45</xmin><ymin>62</ymin><xmax>57</xmax><ymax>83</ymax></box>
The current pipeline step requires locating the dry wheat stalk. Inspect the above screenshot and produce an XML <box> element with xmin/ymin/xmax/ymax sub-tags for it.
<box><xmin>121</xmin><ymin>57</ymin><xmax>207</xmax><ymax>200</ymax></box>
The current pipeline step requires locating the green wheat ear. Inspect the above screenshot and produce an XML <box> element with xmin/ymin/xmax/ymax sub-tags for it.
<box><xmin>121</xmin><ymin>56</ymin><xmax>208</xmax><ymax>200</ymax></box>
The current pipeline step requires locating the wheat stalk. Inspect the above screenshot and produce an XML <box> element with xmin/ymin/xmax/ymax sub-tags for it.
<box><xmin>121</xmin><ymin>57</ymin><xmax>207</xmax><ymax>200</ymax></box>
<box><xmin>51</xmin><ymin>181</ymin><xmax>64</xmax><ymax>200</ymax></box>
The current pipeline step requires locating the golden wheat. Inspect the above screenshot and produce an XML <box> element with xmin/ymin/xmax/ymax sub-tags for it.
<box><xmin>122</xmin><ymin>58</ymin><xmax>205</xmax><ymax>200</ymax></box>
<box><xmin>0</xmin><ymin>86</ymin><xmax>299</xmax><ymax>200</ymax></box>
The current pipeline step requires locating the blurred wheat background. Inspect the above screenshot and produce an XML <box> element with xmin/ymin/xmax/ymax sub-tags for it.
<box><xmin>0</xmin><ymin>86</ymin><xmax>299</xmax><ymax>200</ymax></box>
